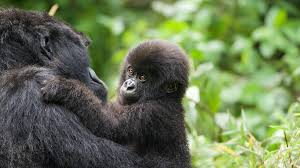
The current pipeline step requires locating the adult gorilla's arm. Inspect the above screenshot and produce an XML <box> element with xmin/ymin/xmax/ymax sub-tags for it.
<box><xmin>0</xmin><ymin>67</ymin><xmax>142</xmax><ymax>168</ymax></box>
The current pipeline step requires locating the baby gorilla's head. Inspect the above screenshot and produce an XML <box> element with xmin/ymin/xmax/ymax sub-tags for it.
<box><xmin>118</xmin><ymin>40</ymin><xmax>189</xmax><ymax>105</ymax></box>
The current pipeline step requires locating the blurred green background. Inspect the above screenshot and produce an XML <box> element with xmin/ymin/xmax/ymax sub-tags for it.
<box><xmin>2</xmin><ymin>0</ymin><xmax>300</xmax><ymax>167</ymax></box>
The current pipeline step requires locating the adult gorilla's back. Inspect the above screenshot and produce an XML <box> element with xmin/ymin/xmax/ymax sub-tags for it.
<box><xmin>0</xmin><ymin>9</ymin><xmax>141</xmax><ymax>168</ymax></box>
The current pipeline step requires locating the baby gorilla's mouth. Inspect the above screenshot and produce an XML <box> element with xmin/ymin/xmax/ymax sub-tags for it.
<box><xmin>119</xmin><ymin>88</ymin><xmax>139</xmax><ymax>105</ymax></box>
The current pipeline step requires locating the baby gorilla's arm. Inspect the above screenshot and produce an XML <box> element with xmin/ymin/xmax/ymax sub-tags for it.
<box><xmin>41</xmin><ymin>77</ymin><xmax>115</xmax><ymax>137</ymax></box>
<box><xmin>40</xmin><ymin>78</ymin><xmax>143</xmax><ymax>142</ymax></box>
<box><xmin>41</xmin><ymin>78</ymin><xmax>186</xmax><ymax>167</ymax></box>
<box><xmin>41</xmin><ymin>77</ymin><xmax>178</xmax><ymax>144</ymax></box>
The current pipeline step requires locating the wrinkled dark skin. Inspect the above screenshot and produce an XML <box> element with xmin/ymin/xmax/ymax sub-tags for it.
<box><xmin>0</xmin><ymin>8</ymin><xmax>147</xmax><ymax>168</ymax></box>
<box><xmin>42</xmin><ymin>40</ymin><xmax>192</xmax><ymax>168</ymax></box>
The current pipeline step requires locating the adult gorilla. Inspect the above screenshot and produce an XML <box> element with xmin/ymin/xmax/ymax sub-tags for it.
<box><xmin>0</xmin><ymin>9</ymin><xmax>143</xmax><ymax>168</ymax></box>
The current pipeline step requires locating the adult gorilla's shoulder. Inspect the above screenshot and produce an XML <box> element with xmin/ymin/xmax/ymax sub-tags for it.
<box><xmin>0</xmin><ymin>8</ymin><xmax>141</xmax><ymax>168</ymax></box>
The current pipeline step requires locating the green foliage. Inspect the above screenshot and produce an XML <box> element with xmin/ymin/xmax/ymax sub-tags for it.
<box><xmin>2</xmin><ymin>0</ymin><xmax>300</xmax><ymax>167</ymax></box>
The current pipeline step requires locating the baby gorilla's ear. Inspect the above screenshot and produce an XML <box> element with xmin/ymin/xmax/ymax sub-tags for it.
<box><xmin>164</xmin><ymin>82</ymin><xmax>178</xmax><ymax>93</ymax></box>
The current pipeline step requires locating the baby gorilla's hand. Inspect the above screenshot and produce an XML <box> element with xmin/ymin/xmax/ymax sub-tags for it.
<box><xmin>40</xmin><ymin>77</ymin><xmax>97</xmax><ymax>112</ymax></box>
<box><xmin>41</xmin><ymin>77</ymin><xmax>75</xmax><ymax>103</ymax></box>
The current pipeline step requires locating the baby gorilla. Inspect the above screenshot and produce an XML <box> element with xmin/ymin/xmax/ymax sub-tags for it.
<box><xmin>42</xmin><ymin>40</ymin><xmax>191</xmax><ymax>168</ymax></box>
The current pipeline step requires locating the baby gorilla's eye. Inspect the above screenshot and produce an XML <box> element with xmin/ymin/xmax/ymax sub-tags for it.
<box><xmin>128</xmin><ymin>67</ymin><xmax>134</xmax><ymax>76</ymax></box>
<box><xmin>138</xmin><ymin>74</ymin><xmax>146</xmax><ymax>82</ymax></box>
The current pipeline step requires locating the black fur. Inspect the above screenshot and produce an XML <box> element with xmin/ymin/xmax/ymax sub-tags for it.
<box><xmin>42</xmin><ymin>40</ymin><xmax>191</xmax><ymax>168</ymax></box>
<box><xmin>0</xmin><ymin>8</ymin><xmax>145</xmax><ymax>168</ymax></box>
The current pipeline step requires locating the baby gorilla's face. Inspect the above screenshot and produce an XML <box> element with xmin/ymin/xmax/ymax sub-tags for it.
<box><xmin>119</xmin><ymin>64</ymin><xmax>180</xmax><ymax>105</ymax></box>
<box><xmin>119</xmin><ymin>65</ymin><xmax>147</xmax><ymax>105</ymax></box>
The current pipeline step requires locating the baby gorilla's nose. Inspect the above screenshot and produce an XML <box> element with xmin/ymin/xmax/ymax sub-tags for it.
<box><xmin>125</xmin><ymin>79</ymin><xmax>136</xmax><ymax>91</ymax></box>
<box><xmin>120</xmin><ymin>78</ymin><xmax>139</xmax><ymax>105</ymax></box>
